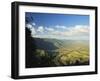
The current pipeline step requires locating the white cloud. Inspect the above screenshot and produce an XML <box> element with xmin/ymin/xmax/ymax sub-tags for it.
<box><xmin>37</xmin><ymin>26</ymin><xmax>44</xmax><ymax>33</ymax></box>
<box><xmin>46</xmin><ymin>25</ymin><xmax>89</xmax><ymax>36</ymax></box>
<box><xmin>44</xmin><ymin>25</ymin><xmax>89</xmax><ymax>40</ymax></box>
<box><xmin>31</xmin><ymin>27</ymin><xmax>36</xmax><ymax>35</ymax></box>
<box><xmin>69</xmin><ymin>25</ymin><xmax>89</xmax><ymax>36</ymax></box>
<box><xmin>26</xmin><ymin>24</ymin><xmax>33</xmax><ymax>29</ymax></box>
<box><xmin>73</xmin><ymin>25</ymin><xmax>89</xmax><ymax>32</ymax></box>
<box><xmin>31</xmin><ymin>22</ymin><xmax>36</xmax><ymax>26</ymax></box>
<box><xmin>26</xmin><ymin>23</ymin><xmax>36</xmax><ymax>35</ymax></box>
<box><xmin>26</xmin><ymin>23</ymin><xmax>89</xmax><ymax>40</ymax></box>
<box><xmin>45</xmin><ymin>27</ymin><xmax>54</xmax><ymax>32</ymax></box>
<box><xmin>55</xmin><ymin>25</ymin><xmax>67</xmax><ymax>29</ymax></box>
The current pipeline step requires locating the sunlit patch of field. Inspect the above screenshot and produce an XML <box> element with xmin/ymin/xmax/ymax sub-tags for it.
<box><xmin>54</xmin><ymin>46</ymin><xmax>89</xmax><ymax>66</ymax></box>
<box><xmin>52</xmin><ymin>40</ymin><xmax>89</xmax><ymax>66</ymax></box>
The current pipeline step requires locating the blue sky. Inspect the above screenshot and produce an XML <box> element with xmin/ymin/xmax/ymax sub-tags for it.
<box><xmin>26</xmin><ymin>12</ymin><xmax>89</xmax><ymax>27</ymax></box>
<box><xmin>25</xmin><ymin>12</ymin><xmax>89</xmax><ymax>40</ymax></box>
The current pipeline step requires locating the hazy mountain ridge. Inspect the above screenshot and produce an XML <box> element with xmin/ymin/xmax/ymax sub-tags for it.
<box><xmin>33</xmin><ymin>37</ymin><xmax>89</xmax><ymax>50</ymax></box>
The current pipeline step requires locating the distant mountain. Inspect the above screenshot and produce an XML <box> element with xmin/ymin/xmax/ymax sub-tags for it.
<box><xmin>32</xmin><ymin>38</ymin><xmax>89</xmax><ymax>50</ymax></box>
<box><xmin>32</xmin><ymin>38</ymin><xmax>58</xmax><ymax>50</ymax></box>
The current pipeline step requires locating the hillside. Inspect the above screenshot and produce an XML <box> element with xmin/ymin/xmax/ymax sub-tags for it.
<box><xmin>29</xmin><ymin>37</ymin><xmax>89</xmax><ymax>67</ymax></box>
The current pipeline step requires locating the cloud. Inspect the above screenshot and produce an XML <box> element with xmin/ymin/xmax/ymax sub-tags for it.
<box><xmin>69</xmin><ymin>25</ymin><xmax>89</xmax><ymax>36</ymax></box>
<box><xmin>31</xmin><ymin>27</ymin><xmax>36</xmax><ymax>35</ymax></box>
<box><xmin>44</xmin><ymin>25</ymin><xmax>89</xmax><ymax>40</ymax></box>
<box><xmin>31</xmin><ymin>22</ymin><xmax>36</xmax><ymax>26</ymax></box>
<box><xmin>26</xmin><ymin>24</ymin><xmax>33</xmax><ymax>29</ymax></box>
<box><xmin>45</xmin><ymin>27</ymin><xmax>54</xmax><ymax>32</ymax></box>
<box><xmin>26</xmin><ymin>23</ymin><xmax>89</xmax><ymax>40</ymax></box>
<box><xmin>37</xmin><ymin>26</ymin><xmax>44</xmax><ymax>33</ymax></box>
<box><xmin>26</xmin><ymin>23</ymin><xmax>36</xmax><ymax>35</ymax></box>
<box><xmin>55</xmin><ymin>25</ymin><xmax>67</xmax><ymax>30</ymax></box>
<box><xmin>73</xmin><ymin>25</ymin><xmax>89</xmax><ymax>32</ymax></box>
<box><xmin>44</xmin><ymin>25</ymin><xmax>89</xmax><ymax>36</ymax></box>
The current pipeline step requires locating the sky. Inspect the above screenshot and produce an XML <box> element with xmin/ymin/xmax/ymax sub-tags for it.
<box><xmin>25</xmin><ymin>12</ymin><xmax>89</xmax><ymax>40</ymax></box>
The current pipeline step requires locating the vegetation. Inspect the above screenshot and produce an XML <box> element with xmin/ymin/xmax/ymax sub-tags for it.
<box><xmin>26</xmin><ymin>28</ymin><xmax>89</xmax><ymax>68</ymax></box>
